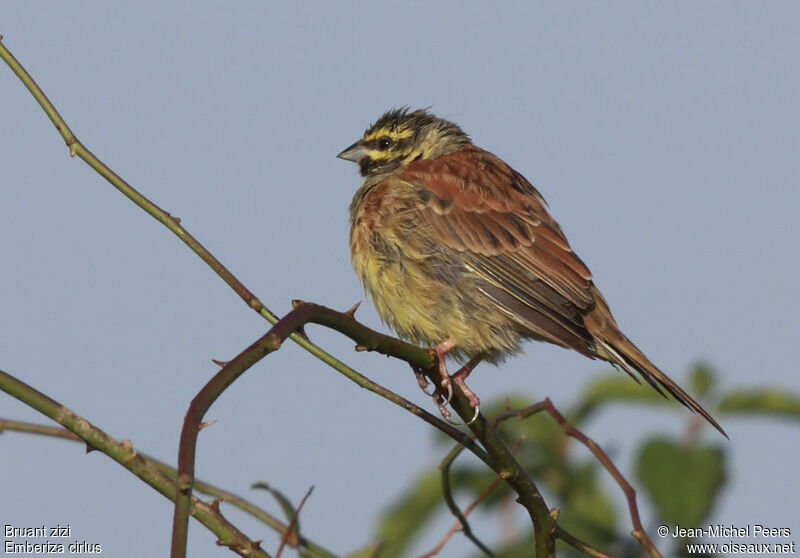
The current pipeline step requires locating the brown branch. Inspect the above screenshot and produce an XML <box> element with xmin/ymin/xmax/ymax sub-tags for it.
<box><xmin>434</xmin><ymin>444</ymin><xmax>494</xmax><ymax>557</ymax></box>
<box><xmin>172</xmin><ymin>302</ymin><xmax>490</xmax><ymax>558</ymax></box>
<box><xmin>275</xmin><ymin>486</ymin><xmax>314</xmax><ymax>558</ymax></box>
<box><xmin>420</xmin><ymin>473</ymin><xmax>503</xmax><ymax>558</ymax></box>
<box><xmin>0</xmin><ymin>371</ymin><xmax>273</xmax><ymax>558</ymax></box>
<box><xmin>554</xmin><ymin>526</ymin><xmax>615</xmax><ymax>558</ymax></box>
<box><xmin>0</xmin><ymin>418</ymin><xmax>340</xmax><ymax>558</ymax></box>
<box><xmin>451</xmin><ymin>397</ymin><xmax>556</xmax><ymax>555</ymax></box>
<box><xmin>1</xmin><ymin>36</ymin><xmax>556</xmax><ymax>557</ymax></box>
<box><xmin>426</xmin><ymin>435</ymin><xmax>525</xmax><ymax>558</ymax></box>
<box><xmin>498</xmin><ymin>398</ymin><xmax>663</xmax><ymax>558</ymax></box>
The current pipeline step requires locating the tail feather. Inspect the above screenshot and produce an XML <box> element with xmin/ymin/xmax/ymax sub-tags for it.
<box><xmin>585</xmin><ymin>287</ymin><xmax>727</xmax><ymax>438</ymax></box>
<box><xmin>598</xmin><ymin>335</ymin><xmax>728</xmax><ymax>438</ymax></box>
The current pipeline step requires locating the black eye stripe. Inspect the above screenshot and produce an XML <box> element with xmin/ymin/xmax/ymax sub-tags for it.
<box><xmin>365</xmin><ymin>136</ymin><xmax>414</xmax><ymax>152</ymax></box>
<box><xmin>365</xmin><ymin>137</ymin><xmax>393</xmax><ymax>151</ymax></box>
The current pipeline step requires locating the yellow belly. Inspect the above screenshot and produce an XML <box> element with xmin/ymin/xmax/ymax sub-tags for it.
<box><xmin>349</xmin><ymin>186</ymin><xmax>523</xmax><ymax>361</ymax></box>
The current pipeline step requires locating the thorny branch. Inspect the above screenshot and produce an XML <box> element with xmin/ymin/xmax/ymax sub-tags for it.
<box><xmin>0</xmin><ymin>419</ymin><xmax>340</xmax><ymax>557</ymax></box>
<box><xmin>0</xmin><ymin>35</ymin><xmax>667</xmax><ymax>558</ymax></box>
<box><xmin>496</xmin><ymin>398</ymin><xmax>663</xmax><ymax>558</ymax></box>
<box><xmin>0</xmin><ymin>371</ymin><xmax>275</xmax><ymax>558</ymax></box>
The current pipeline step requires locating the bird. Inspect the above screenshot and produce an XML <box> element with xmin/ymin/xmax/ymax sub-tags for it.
<box><xmin>338</xmin><ymin>107</ymin><xmax>725</xmax><ymax>436</ymax></box>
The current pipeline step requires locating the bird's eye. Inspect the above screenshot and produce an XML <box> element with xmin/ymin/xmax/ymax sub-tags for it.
<box><xmin>377</xmin><ymin>137</ymin><xmax>392</xmax><ymax>150</ymax></box>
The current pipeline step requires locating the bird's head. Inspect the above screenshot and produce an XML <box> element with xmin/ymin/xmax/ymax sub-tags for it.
<box><xmin>338</xmin><ymin>108</ymin><xmax>470</xmax><ymax>178</ymax></box>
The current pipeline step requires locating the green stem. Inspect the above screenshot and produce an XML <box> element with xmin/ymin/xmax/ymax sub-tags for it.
<box><xmin>0</xmin><ymin>370</ymin><xmax>272</xmax><ymax>558</ymax></box>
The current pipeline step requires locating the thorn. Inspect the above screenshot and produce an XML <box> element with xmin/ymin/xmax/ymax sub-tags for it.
<box><xmin>209</xmin><ymin>498</ymin><xmax>223</xmax><ymax>512</ymax></box>
<box><xmin>550</xmin><ymin>507</ymin><xmax>561</xmax><ymax>520</ymax></box>
<box><xmin>84</xmin><ymin>443</ymin><xmax>96</xmax><ymax>454</ymax></box>
<box><xmin>291</xmin><ymin>299</ymin><xmax>306</xmax><ymax>308</ymax></box>
<box><xmin>212</xmin><ymin>359</ymin><xmax>228</xmax><ymax>367</ymax></box>
<box><xmin>199</xmin><ymin>419</ymin><xmax>217</xmax><ymax>431</ymax></box>
<box><xmin>344</xmin><ymin>301</ymin><xmax>362</xmax><ymax>317</ymax></box>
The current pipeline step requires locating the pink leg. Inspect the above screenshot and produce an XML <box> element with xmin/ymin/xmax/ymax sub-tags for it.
<box><xmin>452</xmin><ymin>354</ymin><xmax>484</xmax><ymax>424</ymax></box>
<box><xmin>429</xmin><ymin>339</ymin><xmax>457</xmax><ymax>403</ymax></box>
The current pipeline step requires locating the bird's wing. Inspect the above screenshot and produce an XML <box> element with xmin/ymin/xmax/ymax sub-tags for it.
<box><xmin>398</xmin><ymin>146</ymin><xmax>597</xmax><ymax>353</ymax></box>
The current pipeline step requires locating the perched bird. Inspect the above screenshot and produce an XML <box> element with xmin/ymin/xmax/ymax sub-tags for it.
<box><xmin>339</xmin><ymin>107</ymin><xmax>725</xmax><ymax>435</ymax></box>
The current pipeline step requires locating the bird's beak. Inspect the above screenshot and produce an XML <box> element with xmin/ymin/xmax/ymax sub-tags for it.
<box><xmin>337</xmin><ymin>140</ymin><xmax>368</xmax><ymax>162</ymax></box>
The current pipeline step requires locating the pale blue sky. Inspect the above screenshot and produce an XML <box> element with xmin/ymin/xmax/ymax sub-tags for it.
<box><xmin>2</xmin><ymin>3</ymin><xmax>798</xmax><ymax>557</ymax></box>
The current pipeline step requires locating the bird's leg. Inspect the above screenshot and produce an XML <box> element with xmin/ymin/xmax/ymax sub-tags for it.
<box><xmin>451</xmin><ymin>354</ymin><xmax>485</xmax><ymax>424</ymax></box>
<box><xmin>412</xmin><ymin>340</ymin><xmax>483</xmax><ymax>424</ymax></box>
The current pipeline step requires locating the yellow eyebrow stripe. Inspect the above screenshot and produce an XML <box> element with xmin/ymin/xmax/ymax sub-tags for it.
<box><xmin>364</xmin><ymin>127</ymin><xmax>414</xmax><ymax>141</ymax></box>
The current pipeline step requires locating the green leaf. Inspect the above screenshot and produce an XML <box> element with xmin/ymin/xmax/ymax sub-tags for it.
<box><xmin>251</xmin><ymin>481</ymin><xmax>302</xmax><ymax>532</ymax></box>
<box><xmin>345</xmin><ymin>543</ymin><xmax>382</xmax><ymax>558</ymax></box>
<box><xmin>572</xmin><ymin>374</ymin><xmax>679</xmax><ymax>423</ymax></box>
<box><xmin>690</xmin><ymin>363</ymin><xmax>717</xmax><ymax>398</ymax></box>
<box><xmin>374</xmin><ymin>472</ymin><xmax>444</xmax><ymax>558</ymax></box>
<box><xmin>557</xmin><ymin>462</ymin><xmax>618</xmax><ymax>548</ymax></box>
<box><xmin>636</xmin><ymin>437</ymin><xmax>726</xmax><ymax>527</ymax></box>
<box><xmin>718</xmin><ymin>389</ymin><xmax>800</xmax><ymax>418</ymax></box>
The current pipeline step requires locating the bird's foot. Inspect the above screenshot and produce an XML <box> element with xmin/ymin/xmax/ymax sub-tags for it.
<box><xmin>416</xmin><ymin>344</ymin><xmax>484</xmax><ymax>426</ymax></box>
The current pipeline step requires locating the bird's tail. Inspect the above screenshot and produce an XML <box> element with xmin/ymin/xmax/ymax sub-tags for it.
<box><xmin>586</xmin><ymin>289</ymin><xmax>727</xmax><ymax>438</ymax></box>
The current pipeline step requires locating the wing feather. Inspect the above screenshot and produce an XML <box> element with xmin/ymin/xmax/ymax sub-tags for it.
<box><xmin>398</xmin><ymin>146</ymin><xmax>596</xmax><ymax>353</ymax></box>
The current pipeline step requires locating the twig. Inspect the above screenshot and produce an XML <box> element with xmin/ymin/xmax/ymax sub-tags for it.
<box><xmin>425</xmin><ymin>435</ymin><xmax>526</xmax><ymax>558</ymax></box>
<box><xmin>0</xmin><ymin>371</ymin><xmax>273</xmax><ymax>558</ymax></box>
<box><xmin>451</xmin><ymin>397</ymin><xmax>556</xmax><ymax>555</ymax></box>
<box><xmin>0</xmin><ymin>418</ymin><xmax>340</xmax><ymax>558</ymax></box>
<box><xmin>501</xmin><ymin>398</ymin><xmax>663</xmax><ymax>558</ymax></box>
<box><xmin>1</xmin><ymin>36</ymin><xmax>558</xmax><ymax>557</ymax></box>
<box><xmin>554</xmin><ymin>526</ymin><xmax>615</xmax><ymax>558</ymax></box>
<box><xmin>275</xmin><ymin>486</ymin><xmax>314</xmax><ymax>558</ymax></box>
<box><xmin>172</xmin><ymin>302</ymin><xmax>490</xmax><ymax>558</ymax></box>
<box><xmin>434</xmin><ymin>444</ymin><xmax>493</xmax><ymax>557</ymax></box>
<box><xmin>420</xmin><ymin>473</ymin><xmax>503</xmax><ymax>558</ymax></box>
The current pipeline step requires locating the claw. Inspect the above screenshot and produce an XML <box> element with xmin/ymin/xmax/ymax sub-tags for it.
<box><xmin>433</xmin><ymin>393</ymin><xmax>452</xmax><ymax>422</ymax></box>
<box><xmin>414</xmin><ymin>370</ymin><xmax>436</xmax><ymax>396</ymax></box>
<box><xmin>435</xmin><ymin>404</ymin><xmax>477</xmax><ymax>427</ymax></box>
<box><xmin>466</xmin><ymin>405</ymin><xmax>481</xmax><ymax>425</ymax></box>
<box><xmin>419</xmin><ymin>343</ymin><xmax>486</xmax><ymax>426</ymax></box>
<box><xmin>440</xmin><ymin>376</ymin><xmax>454</xmax><ymax>404</ymax></box>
